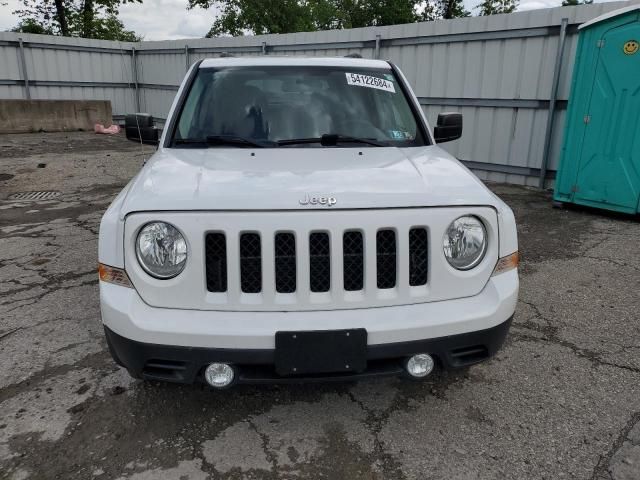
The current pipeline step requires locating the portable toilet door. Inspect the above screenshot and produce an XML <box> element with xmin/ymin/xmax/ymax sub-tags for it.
<box><xmin>554</xmin><ymin>5</ymin><xmax>640</xmax><ymax>214</ymax></box>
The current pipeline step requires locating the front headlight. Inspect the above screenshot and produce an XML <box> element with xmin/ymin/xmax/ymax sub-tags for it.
<box><xmin>443</xmin><ymin>215</ymin><xmax>487</xmax><ymax>270</ymax></box>
<box><xmin>136</xmin><ymin>222</ymin><xmax>188</xmax><ymax>279</ymax></box>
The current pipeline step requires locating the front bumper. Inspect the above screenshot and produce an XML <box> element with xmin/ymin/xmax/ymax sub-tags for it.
<box><xmin>100</xmin><ymin>269</ymin><xmax>517</xmax><ymax>384</ymax></box>
<box><xmin>105</xmin><ymin>317</ymin><xmax>512</xmax><ymax>384</ymax></box>
<box><xmin>101</xmin><ymin>269</ymin><xmax>517</xmax><ymax>348</ymax></box>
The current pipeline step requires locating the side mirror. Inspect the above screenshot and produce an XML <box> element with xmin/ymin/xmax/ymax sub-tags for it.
<box><xmin>125</xmin><ymin>113</ymin><xmax>160</xmax><ymax>145</ymax></box>
<box><xmin>434</xmin><ymin>112</ymin><xmax>462</xmax><ymax>143</ymax></box>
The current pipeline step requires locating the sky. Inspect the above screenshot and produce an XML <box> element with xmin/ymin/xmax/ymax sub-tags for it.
<box><xmin>0</xmin><ymin>0</ymin><xmax>618</xmax><ymax>41</ymax></box>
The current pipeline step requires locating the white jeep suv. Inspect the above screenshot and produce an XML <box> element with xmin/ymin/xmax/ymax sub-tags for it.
<box><xmin>99</xmin><ymin>56</ymin><xmax>519</xmax><ymax>388</ymax></box>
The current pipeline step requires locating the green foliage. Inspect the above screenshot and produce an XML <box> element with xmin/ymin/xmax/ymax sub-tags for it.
<box><xmin>475</xmin><ymin>0</ymin><xmax>518</xmax><ymax>16</ymax></box>
<box><xmin>12</xmin><ymin>18</ymin><xmax>55</xmax><ymax>34</ymax></box>
<box><xmin>420</xmin><ymin>0</ymin><xmax>470</xmax><ymax>21</ymax></box>
<box><xmin>335</xmin><ymin>0</ymin><xmax>420</xmax><ymax>28</ymax></box>
<box><xmin>188</xmin><ymin>0</ymin><xmax>422</xmax><ymax>37</ymax></box>
<box><xmin>12</xmin><ymin>0</ymin><xmax>141</xmax><ymax>40</ymax></box>
<box><xmin>83</xmin><ymin>14</ymin><xmax>142</xmax><ymax>41</ymax></box>
<box><xmin>195</xmin><ymin>0</ymin><xmax>313</xmax><ymax>36</ymax></box>
<box><xmin>561</xmin><ymin>0</ymin><xmax>593</xmax><ymax>6</ymax></box>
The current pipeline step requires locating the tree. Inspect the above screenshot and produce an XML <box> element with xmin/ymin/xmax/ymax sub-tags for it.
<box><xmin>439</xmin><ymin>0</ymin><xmax>469</xmax><ymax>19</ymax></box>
<box><xmin>83</xmin><ymin>14</ymin><xmax>141</xmax><ymax>41</ymax></box>
<box><xmin>13</xmin><ymin>0</ymin><xmax>141</xmax><ymax>40</ymax></box>
<box><xmin>188</xmin><ymin>0</ymin><xmax>420</xmax><ymax>37</ymax></box>
<box><xmin>193</xmin><ymin>0</ymin><xmax>313</xmax><ymax>36</ymax></box>
<box><xmin>340</xmin><ymin>0</ymin><xmax>419</xmax><ymax>28</ymax></box>
<box><xmin>420</xmin><ymin>0</ymin><xmax>469</xmax><ymax>21</ymax></box>
<box><xmin>55</xmin><ymin>0</ymin><xmax>70</xmax><ymax>36</ymax></box>
<box><xmin>561</xmin><ymin>0</ymin><xmax>593</xmax><ymax>6</ymax></box>
<box><xmin>476</xmin><ymin>0</ymin><xmax>518</xmax><ymax>16</ymax></box>
<box><xmin>12</xmin><ymin>18</ymin><xmax>55</xmax><ymax>34</ymax></box>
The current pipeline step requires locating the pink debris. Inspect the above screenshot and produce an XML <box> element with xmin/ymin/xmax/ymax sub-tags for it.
<box><xmin>94</xmin><ymin>124</ymin><xmax>121</xmax><ymax>135</ymax></box>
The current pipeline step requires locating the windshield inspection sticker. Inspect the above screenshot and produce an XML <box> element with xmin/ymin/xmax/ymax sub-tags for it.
<box><xmin>346</xmin><ymin>73</ymin><xmax>396</xmax><ymax>93</ymax></box>
<box><xmin>389</xmin><ymin>130</ymin><xmax>414</xmax><ymax>140</ymax></box>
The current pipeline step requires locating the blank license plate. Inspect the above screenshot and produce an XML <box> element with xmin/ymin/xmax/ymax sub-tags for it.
<box><xmin>275</xmin><ymin>329</ymin><xmax>367</xmax><ymax>376</ymax></box>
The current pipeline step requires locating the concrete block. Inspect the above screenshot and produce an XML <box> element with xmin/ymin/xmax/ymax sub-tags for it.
<box><xmin>0</xmin><ymin>100</ymin><xmax>112</xmax><ymax>133</ymax></box>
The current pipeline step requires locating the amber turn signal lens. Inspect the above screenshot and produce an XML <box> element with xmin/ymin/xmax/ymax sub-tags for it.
<box><xmin>98</xmin><ymin>263</ymin><xmax>133</xmax><ymax>288</ymax></box>
<box><xmin>492</xmin><ymin>251</ymin><xmax>519</xmax><ymax>276</ymax></box>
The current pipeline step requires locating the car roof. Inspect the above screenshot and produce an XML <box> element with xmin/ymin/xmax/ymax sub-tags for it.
<box><xmin>199</xmin><ymin>56</ymin><xmax>391</xmax><ymax>69</ymax></box>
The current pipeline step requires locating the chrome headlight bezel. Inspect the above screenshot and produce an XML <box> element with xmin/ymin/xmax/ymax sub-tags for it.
<box><xmin>135</xmin><ymin>221</ymin><xmax>188</xmax><ymax>279</ymax></box>
<box><xmin>442</xmin><ymin>215</ymin><xmax>488</xmax><ymax>271</ymax></box>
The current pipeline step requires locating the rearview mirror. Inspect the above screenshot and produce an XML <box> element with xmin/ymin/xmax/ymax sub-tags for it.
<box><xmin>125</xmin><ymin>113</ymin><xmax>159</xmax><ymax>145</ymax></box>
<box><xmin>434</xmin><ymin>112</ymin><xmax>462</xmax><ymax>143</ymax></box>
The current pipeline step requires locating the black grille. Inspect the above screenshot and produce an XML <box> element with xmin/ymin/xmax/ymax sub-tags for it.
<box><xmin>309</xmin><ymin>232</ymin><xmax>331</xmax><ymax>292</ymax></box>
<box><xmin>240</xmin><ymin>233</ymin><xmax>262</xmax><ymax>293</ymax></box>
<box><xmin>275</xmin><ymin>233</ymin><xmax>296</xmax><ymax>293</ymax></box>
<box><xmin>205</xmin><ymin>227</ymin><xmax>428</xmax><ymax>296</ymax></box>
<box><xmin>205</xmin><ymin>233</ymin><xmax>227</xmax><ymax>292</ymax></box>
<box><xmin>343</xmin><ymin>231</ymin><xmax>364</xmax><ymax>291</ymax></box>
<box><xmin>409</xmin><ymin>228</ymin><xmax>428</xmax><ymax>286</ymax></box>
<box><xmin>376</xmin><ymin>229</ymin><xmax>396</xmax><ymax>289</ymax></box>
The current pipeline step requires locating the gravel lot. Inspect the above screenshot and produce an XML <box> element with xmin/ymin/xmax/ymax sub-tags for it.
<box><xmin>0</xmin><ymin>132</ymin><xmax>639</xmax><ymax>480</ymax></box>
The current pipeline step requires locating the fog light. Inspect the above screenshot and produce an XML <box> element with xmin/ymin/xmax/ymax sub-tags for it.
<box><xmin>204</xmin><ymin>363</ymin><xmax>234</xmax><ymax>388</ymax></box>
<box><xmin>406</xmin><ymin>354</ymin><xmax>434</xmax><ymax>378</ymax></box>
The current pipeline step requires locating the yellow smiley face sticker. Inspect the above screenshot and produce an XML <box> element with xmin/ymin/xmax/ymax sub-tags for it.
<box><xmin>623</xmin><ymin>40</ymin><xmax>639</xmax><ymax>55</ymax></box>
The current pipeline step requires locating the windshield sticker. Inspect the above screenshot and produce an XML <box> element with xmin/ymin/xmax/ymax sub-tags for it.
<box><xmin>389</xmin><ymin>130</ymin><xmax>413</xmax><ymax>140</ymax></box>
<box><xmin>346</xmin><ymin>73</ymin><xmax>396</xmax><ymax>93</ymax></box>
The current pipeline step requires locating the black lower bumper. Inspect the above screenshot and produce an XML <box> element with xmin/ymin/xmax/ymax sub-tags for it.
<box><xmin>105</xmin><ymin>317</ymin><xmax>512</xmax><ymax>385</ymax></box>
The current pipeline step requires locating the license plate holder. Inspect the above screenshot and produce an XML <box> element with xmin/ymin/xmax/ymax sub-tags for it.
<box><xmin>275</xmin><ymin>329</ymin><xmax>367</xmax><ymax>376</ymax></box>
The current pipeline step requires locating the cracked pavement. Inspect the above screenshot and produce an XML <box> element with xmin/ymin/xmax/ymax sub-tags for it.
<box><xmin>1</xmin><ymin>132</ymin><xmax>639</xmax><ymax>479</ymax></box>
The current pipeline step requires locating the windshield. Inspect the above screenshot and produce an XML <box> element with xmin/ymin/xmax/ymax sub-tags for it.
<box><xmin>170</xmin><ymin>65</ymin><xmax>427</xmax><ymax>148</ymax></box>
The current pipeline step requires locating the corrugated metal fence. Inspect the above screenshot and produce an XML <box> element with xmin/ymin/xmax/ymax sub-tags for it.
<box><xmin>1</xmin><ymin>1</ymin><xmax>637</xmax><ymax>186</ymax></box>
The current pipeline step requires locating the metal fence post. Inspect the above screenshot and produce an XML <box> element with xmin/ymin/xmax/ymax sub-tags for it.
<box><xmin>375</xmin><ymin>34</ymin><xmax>381</xmax><ymax>59</ymax></box>
<box><xmin>17</xmin><ymin>38</ymin><xmax>31</xmax><ymax>100</ymax></box>
<box><xmin>131</xmin><ymin>46</ymin><xmax>141</xmax><ymax>112</ymax></box>
<box><xmin>185</xmin><ymin>45</ymin><xmax>190</xmax><ymax>71</ymax></box>
<box><xmin>539</xmin><ymin>17</ymin><xmax>569</xmax><ymax>189</ymax></box>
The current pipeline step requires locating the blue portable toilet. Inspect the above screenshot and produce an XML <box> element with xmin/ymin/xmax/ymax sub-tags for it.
<box><xmin>554</xmin><ymin>5</ymin><xmax>640</xmax><ymax>214</ymax></box>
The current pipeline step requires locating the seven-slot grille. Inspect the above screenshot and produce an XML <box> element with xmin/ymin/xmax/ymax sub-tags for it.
<box><xmin>205</xmin><ymin>228</ymin><xmax>428</xmax><ymax>295</ymax></box>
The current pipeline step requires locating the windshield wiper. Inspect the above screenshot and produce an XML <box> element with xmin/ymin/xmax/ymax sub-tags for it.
<box><xmin>174</xmin><ymin>134</ymin><xmax>386</xmax><ymax>148</ymax></box>
<box><xmin>277</xmin><ymin>134</ymin><xmax>388</xmax><ymax>147</ymax></box>
<box><xmin>206</xmin><ymin>135</ymin><xmax>275</xmax><ymax>148</ymax></box>
<box><xmin>173</xmin><ymin>138</ymin><xmax>208</xmax><ymax>147</ymax></box>
<box><xmin>173</xmin><ymin>135</ymin><xmax>274</xmax><ymax>148</ymax></box>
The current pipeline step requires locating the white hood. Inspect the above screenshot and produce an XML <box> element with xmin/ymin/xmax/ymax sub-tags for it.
<box><xmin>120</xmin><ymin>145</ymin><xmax>499</xmax><ymax>214</ymax></box>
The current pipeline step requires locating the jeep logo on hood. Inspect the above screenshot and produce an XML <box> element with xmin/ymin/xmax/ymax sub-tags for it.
<box><xmin>299</xmin><ymin>194</ymin><xmax>337</xmax><ymax>207</ymax></box>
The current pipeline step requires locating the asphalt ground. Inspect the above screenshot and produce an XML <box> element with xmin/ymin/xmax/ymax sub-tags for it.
<box><xmin>0</xmin><ymin>132</ymin><xmax>639</xmax><ymax>480</ymax></box>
